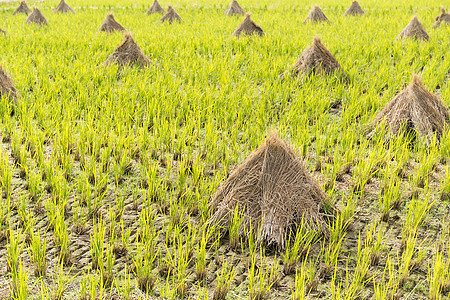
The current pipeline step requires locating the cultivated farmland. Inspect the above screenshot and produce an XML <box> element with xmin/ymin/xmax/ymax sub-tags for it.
<box><xmin>0</xmin><ymin>0</ymin><xmax>449</xmax><ymax>299</ymax></box>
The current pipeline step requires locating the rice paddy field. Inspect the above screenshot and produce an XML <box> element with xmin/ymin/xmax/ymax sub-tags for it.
<box><xmin>0</xmin><ymin>0</ymin><xmax>449</xmax><ymax>299</ymax></box>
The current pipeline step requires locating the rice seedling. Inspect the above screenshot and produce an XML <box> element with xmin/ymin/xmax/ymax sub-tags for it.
<box><xmin>282</xmin><ymin>219</ymin><xmax>317</xmax><ymax>275</ymax></box>
<box><xmin>213</xmin><ymin>261</ymin><xmax>236</xmax><ymax>300</ymax></box>
<box><xmin>28</xmin><ymin>230</ymin><xmax>47</xmax><ymax>277</ymax></box>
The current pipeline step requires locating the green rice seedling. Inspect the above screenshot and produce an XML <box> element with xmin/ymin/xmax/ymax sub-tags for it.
<box><xmin>412</xmin><ymin>144</ymin><xmax>438</xmax><ymax>186</ymax></box>
<box><xmin>115</xmin><ymin>218</ymin><xmax>131</xmax><ymax>257</ymax></box>
<box><xmin>0</xmin><ymin>198</ymin><xmax>8</xmax><ymax>242</ymax></box>
<box><xmin>184</xmin><ymin>220</ymin><xmax>199</xmax><ymax>259</ymax></box>
<box><xmin>159</xmin><ymin>275</ymin><xmax>176</xmax><ymax>300</ymax></box>
<box><xmin>26</xmin><ymin>163</ymin><xmax>42</xmax><ymax>201</ymax></box>
<box><xmin>196</xmin><ymin>284</ymin><xmax>210</xmax><ymax>300</ymax></box>
<box><xmin>72</xmin><ymin>204</ymin><xmax>88</xmax><ymax>235</ymax></box>
<box><xmin>51</xmin><ymin>260</ymin><xmax>76</xmax><ymax>300</ymax></box>
<box><xmin>115</xmin><ymin>192</ymin><xmax>126</xmax><ymax>219</ymax></box>
<box><xmin>9</xmin><ymin>258</ymin><xmax>29</xmax><ymax>299</ymax></box>
<box><xmin>91</xmin><ymin>217</ymin><xmax>106</xmax><ymax>270</ymax></box>
<box><xmin>340</xmin><ymin>193</ymin><xmax>357</xmax><ymax>230</ymax></box>
<box><xmin>133</xmin><ymin>241</ymin><xmax>159</xmax><ymax>293</ymax></box>
<box><xmin>28</xmin><ymin>230</ymin><xmax>47</xmax><ymax>277</ymax></box>
<box><xmin>292</xmin><ymin>260</ymin><xmax>309</xmax><ymax>300</ymax></box>
<box><xmin>398</xmin><ymin>232</ymin><xmax>426</xmax><ymax>287</ymax></box>
<box><xmin>402</xmin><ymin>193</ymin><xmax>433</xmax><ymax>243</ymax></box>
<box><xmin>0</xmin><ymin>149</ymin><xmax>12</xmax><ymax>199</ymax></box>
<box><xmin>213</xmin><ymin>260</ymin><xmax>236</xmax><ymax>300</ymax></box>
<box><xmin>248</xmin><ymin>248</ymin><xmax>273</xmax><ymax>300</ymax></box>
<box><xmin>88</xmin><ymin>273</ymin><xmax>101</xmax><ymax>300</ymax></box>
<box><xmin>439</xmin><ymin>166</ymin><xmax>450</xmax><ymax>201</ymax></box>
<box><xmin>138</xmin><ymin>207</ymin><xmax>159</xmax><ymax>257</ymax></box>
<box><xmin>175</xmin><ymin>234</ymin><xmax>192</xmax><ymax>298</ymax></box>
<box><xmin>282</xmin><ymin>219</ymin><xmax>317</xmax><ymax>275</ymax></box>
<box><xmin>379</xmin><ymin>169</ymin><xmax>402</xmax><ymax>221</ymax></box>
<box><xmin>103</xmin><ymin>242</ymin><xmax>115</xmax><ymax>287</ymax></box>
<box><xmin>228</xmin><ymin>205</ymin><xmax>244</xmax><ymax>251</ymax></box>
<box><xmin>268</xmin><ymin>255</ymin><xmax>281</xmax><ymax>288</ymax></box>
<box><xmin>365</xmin><ymin>222</ymin><xmax>385</xmax><ymax>266</ymax></box>
<box><xmin>429</xmin><ymin>246</ymin><xmax>447</xmax><ymax>300</ymax></box>
<box><xmin>79</xmin><ymin>271</ymin><xmax>90</xmax><ymax>300</ymax></box>
<box><xmin>168</xmin><ymin>195</ymin><xmax>187</xmax><ymax>229</ymax></box>
<box><xmin>304</xmin><ymin>260</ymin><xmax>318</xmax><ymax>293</ymax></box>
<box><xmin>7</xmin><ymin>226</ymin><xmax>25</xmax><ymax>274</ymax></box>
<box><xmin>158</xmin><ymin>242</ymin><xmax>175</xmax><ymax>278</ymax></box>
<box><xmin>53</xmin><ymin>208</ymin><xmax>72</xmax><ymax>266</ymax></box>
<box><xmin>344</xmin><ymin>233</ymin><xmax>372</xmax><ymax>299</ymax></box>
<box><xmin>196</xmin><ymin>226</ymin><xmax>215</xmax><ymax>282</ymax></box>
<box><xmin>321</xmin><ymin>215</ymin><xmax>346</xmax><ymax>279</ymax></box>
<box><xmin>17</xmin><ymin>194</ymin><xmax>29</xmax><ymax>226</ymax></box>
<box><xmin>350</xmin><ymin>141</ymin><xmax>382</xmax><ymax>194</ymax></box>
<box><xmin>115</xmin><ymin>265</ymin><xmax>133</xmax><ymax>300</ymax></box>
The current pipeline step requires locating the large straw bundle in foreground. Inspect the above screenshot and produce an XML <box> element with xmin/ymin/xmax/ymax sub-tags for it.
<box><xmin>225</xmin><ymin>0</ymin><xmax>245</xmax><ymax>16</ymax></box>
<box><xmin>369</xmin><ymin>75</ymin><xmax>449</xmax><ymax>141</ymax></box>
<box><xmin>281</xmin><ymin>37</ymin><xmax>342</xmax><ymax>78</ymax></box>
<box><xmin>25</xmin><ymin>8</ymin><xmax>48</xmax><ymax>26</ymax></box>
<box><xmin>433</xmin><ymin>7</ymin><xmax>450</xmax><ymax>28</ymax></box>
<box><xmin>304</xmin><ymin>5</ymin><xmax>329</xmax><ymax>23</ymax></box>
<box><xmin>104</xmin><ymin>33</ymin><xmax>151</xmax><ymax>68</ymax></box>
<box><xmin>13</xmin><ymin>1</ymin><xmax>31</xmax><ymax>15</ymax></box>
<box><xmin>397</xmin><ymin>16</ymin><xmax>429</xmax><ymax>41</ymax></box>
<box><xmin>99</xmin><ymin>13</ymin><xmax>126</xmax><ymax>33</ymax></box>
<box><xmin>232</xmin><ymin>13</ymin><xmax>264</xmax><ymax>37</ymax></box>
<box><xmin>209</xmin><ymin>133</ymin><xmax>331</xmax><ymax>248</ymax></box>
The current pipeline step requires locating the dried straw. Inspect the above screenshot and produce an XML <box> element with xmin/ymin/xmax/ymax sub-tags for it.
<box><xmin>304</xmin><ymin>5</ymin><xmax>329</xmax><ymax>23</ymax></box>
<box><xmin>13</xmin><ymin>1</ymin><xmax>31</xmax><ymax>15</ymax></box>
<box><xmin>0</xmin><ymin>64</ymin><xmax>17</xmax><ymax>104</ymax></box>
<box><xmin>232</xmin><ymin>13</ymin><xmax>264</xmax><ymax>37</ymax></box>
<box><xmin>99</xmin><ymin>13</ymin><xmax>126</xmax><ymax>33</ymax></box>
<box><xmin>397</xmin><ymin>16</ymin><xmax>429</xmax><ymax>41</ymax></box>
<box><xmin>104</xmin><ymin>33</ymin><xmax>151</xmax><ymax>68</ymax></box>
<box><xmin>281</xmin><ymin>37</ymin><xmax>342</xmax><ymax>79</ymax></box>
<box><xmin>54</xmin><ymin>0</ymin><xmax>74</xmax><ymax>13</ymax></box>
<box><xmin>209</xmin><ymin>132</ymin><xmax>331</xmax><ymax>248</ymax></box>
<box><xmin>146</xmin><ymin>0</ymin><xmax>165</xmax><ymax>15</ymax></box>
<box><xmin>225</xmin><ymin>0</ymin><xmax>245</xmax><ymax>16</ymax></box>
<box><xmin>433</xmin><ymin>6</ymin><xmax>450</xmax><ymax>28</ymax></box>
<box><xmin>160</xmin><ymin>6</ymin><xmax>183</xmax><ymax>23</ymax></box>
<box><xmin>25</xmin><ymin>8</ymin><xmax>48</xmax><ymax>26</ymax></box>
<box><xmin>344</xmin><ymin>1</ymin><xmax>365</xmax><ymax>16</ymax></box>
<box><xmin>369</xmin><ymin>75</ymin><xmax>449</xmax><ymax>141</ymax></box>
